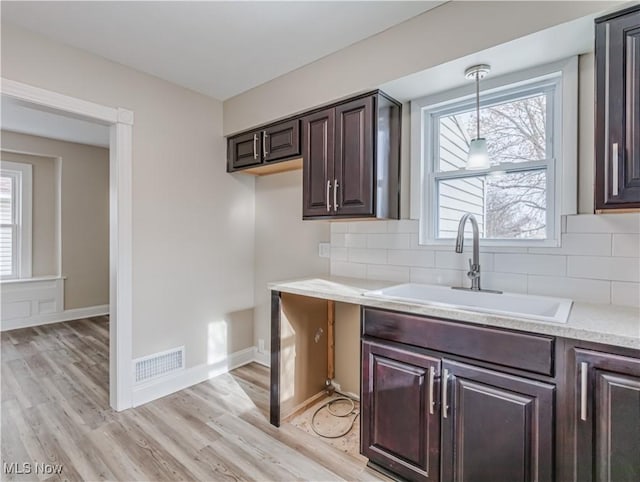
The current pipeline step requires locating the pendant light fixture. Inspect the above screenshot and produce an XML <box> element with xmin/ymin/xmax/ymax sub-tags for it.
<box><xmin>464</xmin><ymin>64</ymin><xmax>491</xmax><ymax>170</ymax></box>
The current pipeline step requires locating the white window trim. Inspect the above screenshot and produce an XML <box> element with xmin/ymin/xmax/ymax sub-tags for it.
<box><xmin>1</xmin><ymin>160</ymin><xmax>33</xmax><ymax>279</ymax></box>
<box><xmin>410</xmin><ymin>57</ymin><xmax>578</xmax><ymax>247</ymax></box>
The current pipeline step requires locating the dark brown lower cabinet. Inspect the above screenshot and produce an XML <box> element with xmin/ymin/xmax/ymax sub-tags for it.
<box><xmin>574</xmin><ymin>349</ymin><xmax>640</xmax><ymax>482</ymax></box>
<box><xmin>441</xmin><ymin>360</ymin><xmax>554</xmax><ymax>482</ymax></box>
<box><xmin>361</xmin><ymin>339</ymin><xmax>555</xmax><ymax>482</ymax></box>
<box><xmin>361</xmin><ymin>340</ymin><xmax>441</xmax><ymax>481</ymax></box>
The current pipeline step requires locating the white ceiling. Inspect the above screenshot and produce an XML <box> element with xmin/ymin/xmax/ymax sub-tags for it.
<box><xmin>1</xmin><ymin>1</ymin><xmax>444</xmax><ymax>101</ymax></box>
<box><xmin>2</xmin><ymin>97</ymin><xmax>111</xmax><ymax>148</ymax></box>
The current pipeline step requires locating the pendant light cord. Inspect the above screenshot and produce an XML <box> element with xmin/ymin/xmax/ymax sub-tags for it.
<box><xmin>475</xmin><ymin>72</ymin><xmax>480</xmax><ymax>139</ymax></box>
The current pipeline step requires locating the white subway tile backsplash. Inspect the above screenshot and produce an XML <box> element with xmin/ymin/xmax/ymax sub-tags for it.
<box><xmin>367</xmin><ymin>233</ymin><xmax>411</xmax><ymax>249</ymax></box>
<box><xmin>330</xmin><ymin>222</ymin><xmax>349</xmax><ymax>233</ymax></box>
<box><xmin>410</xmin><ymin>267</ymin><xmax>463</xmax><ymax>286</ymax></box>
<box><xmin>348</xmin><ymin>221</ymin><xmax>388</xmax><ymax>233</ymax></box>
<box><xmin>348</xmin><ymin>248</ymin><xmax>387</xmax><ymax>264</ymax></box>
<box><xmin>330</xmin><ymin>261</ymin><xmax>366</xmax><ymax>279</ymax></box>
<box><xmin>367</xmin><ymin>264</ymin><xmax>410</xmax><ymax>283</ymax></box>
<box><xmin>435</xmin><ymin>251</ymin><xmax>494</xmax><ymax>271</ymax></box>
<box><xmin>527</xmin><ymin>275</ymin><xmax>611</xmax><ymax>304</ymax></box>
<box><xmin>612</xmin><ymin>234</ymin><xmax>640</xmax><ymax>257</ymax></box>
<box><xmin>481</xmin><ymin>272</ymin><xmax>528</xmax><ymax>294</ymax></box>
<box><xmin>529</xmin><ymin>233</ymin><xmax>611</xmax><ymax>256</ymax></box>
<box><xmin>387</xmin><ymin>219</ymin><xmax>419</xmax><ymax>233</ymax></box>
<box><xmin>388</xmin><ymin>250</ymin><xmax>435</xmax><ymax>268</ymax></box>
<box><xmin>611</xmin><ymin>282</ymin><xmax>640</xmax><ymax>308</ymax></box>
<box><xmin>329</xmin><ymin>215</ymin><xmax>639</xmax><ymax>306</ymax></box>
<box><xmin>344</xmin><ymin>233</ymin><xmax>367</xmax><ymax>248</ymax></box>
<box><xmin>409</xmin><ymin>234</ymin><xmax>450</xmax><ymax>250</ymax></box>
<box><xmin>494</xmin><ymin>254</ymin><xmax>566</xmax><ymax>276</ymax></box>
<box><xmin>330</xmin><ymin>247</ymin><xmax>348</xmax><ymax>262</ymax></box>
<box><xmin>566</xmin><ymin>213</ymin><xmax>640</xmax><ymax>234</ymax></box>
<box><xmin>330</xmin><ymin>232</ymin><xmax>346</xmax><ymax>247</ymax></box>
<box><xmin>567</xmin><ymin>256</ymin><xmax>640</xmax><ymax>282</ymax></box>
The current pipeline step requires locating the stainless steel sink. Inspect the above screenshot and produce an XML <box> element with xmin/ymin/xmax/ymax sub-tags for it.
<box><xmin>363</xmin><ymin>283</ymin><xmax>573</xmax><ymax>323</ymax></box>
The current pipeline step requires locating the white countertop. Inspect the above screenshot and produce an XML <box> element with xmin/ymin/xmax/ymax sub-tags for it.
<box><xmin>269</xmin><ymin>276</ymin><xmax>640</xmax><ymax>350</ymax></box>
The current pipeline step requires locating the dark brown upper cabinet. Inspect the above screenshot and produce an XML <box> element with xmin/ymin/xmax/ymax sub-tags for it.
<box><xmin>302</xmin><ymin>91</ymin><xmax>401</xmax><ymax>220</ymax></box>
<box><xmin>573</xmin><ymin>349</ymin><xmax>640</xmax><ymax>482</ymax></box>
<box><xmin>595</xmin><ymin>5</ymin><xmax>640</xmax><ymax>210</ymax></box>
<box><xmin>227</xmin><ymin>119</ymin><xmax>301</xmax><ymax>173</ymax></box>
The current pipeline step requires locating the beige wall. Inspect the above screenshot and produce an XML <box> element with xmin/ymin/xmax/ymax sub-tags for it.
<box><xmin>253</xmin><ymin>170</ymin><xmax>329</xmax><ymax>350</ymax></box>
<box><xmin>0</xmin><ymin>149</ymin><xmax>58</xmax><ymax>278</ymax></box>
<box><xmin>1</xmin><ymin>132</ymin><xmax>110</xmax><ymax>309</ymax></box>
<box><xmin>223</xmin><ymin>1</ymin><xmax>613</xmax><ymax>135</ymax></box>
<box><xmin>1</xmin><ymin>23</ymin><xmax>255</xmax><ymax>365</ymax></box>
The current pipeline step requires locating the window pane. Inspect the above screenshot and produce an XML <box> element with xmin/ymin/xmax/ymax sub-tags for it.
<box><xmin>0</xmin><ymin>175</ymin><xmax>13</xmax><ymax>224</ymax></box>
<box><xmin>437</xmin><ymin>93</ymin><xmax>548</xmax><ymax>171</ymax></box>
<box><xmin>438</xmin><ymin>177</ymin><xmax>486</xmax><ymax>237</ymax></box>
<box><xmin>0</xmin><ymin>225</ymin><xmax>14</xmax><ymax>276</ymax></box>
<box><xmin>438</xmin><ymin>169</ymin><xmax>547</xmax><ymax>239</ymax></box>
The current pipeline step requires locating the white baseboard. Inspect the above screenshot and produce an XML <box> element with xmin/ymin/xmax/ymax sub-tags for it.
<box><xmin>253</xmin><ymin>349</ymin><xmax>271</xmax><ymax>367</ymax></box>
<box><xmin>1</xmin><ymin>304</ymin><xmax>109</xmax><ymax>331</ymax></box>
<box><xmin>132</xmin><ymin>346</ymin><xmax>257</xmax><ymax>407</ymax></box>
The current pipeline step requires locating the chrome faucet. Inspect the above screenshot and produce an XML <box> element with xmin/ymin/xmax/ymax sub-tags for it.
<box><xmin>455</xmin><ymin>213</ymin><xmax>482</xmax><ymax>291</ymax></box>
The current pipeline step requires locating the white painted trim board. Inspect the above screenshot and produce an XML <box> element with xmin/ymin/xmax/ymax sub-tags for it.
<box><xmin>1</xmin><ymin>304</ymin><xmax>109</xmax><ymax>331</ymax></box>
<box><xmin>132</xmin><ymin>347</ymin><xmax>257</xmax><ymax>407</ymax></box>
<box><xmin>2</xmin><ymin>77</ymin><xmax>135</xmax><ymax>411</ymax></box>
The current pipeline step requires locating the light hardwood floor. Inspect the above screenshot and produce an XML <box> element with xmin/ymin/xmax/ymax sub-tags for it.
<box><xmin>1</xmin><ymin>317</ymin><xmax>385</xmax><ymax>481</ymax></box>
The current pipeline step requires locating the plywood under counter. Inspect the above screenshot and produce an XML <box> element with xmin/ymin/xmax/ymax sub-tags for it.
<box><xmin>273</xmin><ymin>292</ymin><xmax>362</xmax><ymax>423</ymax></box>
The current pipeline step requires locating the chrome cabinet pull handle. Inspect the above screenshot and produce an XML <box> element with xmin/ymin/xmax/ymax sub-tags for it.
<box><xmin>612</xmin><ymin>143</ymin><xmax>619</xmax><ymax>196</ymax></box>
<box><xmin>580</xmin><ymin>362</ymin><xmax>588</xmax><ymax>421</ymax></box>
<box><xmin>428</xmin><ymin>366</ymin><xmax>435</xmax><ymax>415</ymax></box>
<box><xmin>253</xmin><ymin>134</ymin><xmax>259</xmax><ymax>160</ymax></box>
<box><xmin>333</xmin><ymin>179</ymin><xmax>339</xmax><ymax>210</ymax></box>
<box><xmin>442</xmin><ymin>368</ymin><xmax>449</xmax><ymax>419</ymax></box>
<box><xmin>263</xmin><ymin>131</ymin><xmax>269</xmax><ymax>157</ymax></box>
<box><xmin>326</xmin><ymin>180</ymin><xmax>331</xmax><ymax>212</ymax></box>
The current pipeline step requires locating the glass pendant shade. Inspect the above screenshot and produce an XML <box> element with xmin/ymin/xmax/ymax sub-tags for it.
<box><xmin>466</xmin><ymin>137</ymin><xmax>490</xmax><ymax>170</ymax></box>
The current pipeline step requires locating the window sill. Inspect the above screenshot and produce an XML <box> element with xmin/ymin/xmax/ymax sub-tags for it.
<box><xmin>1</xmin><ymin>275</ymin><xmax>66</xmax><ymax>285</ymax></box>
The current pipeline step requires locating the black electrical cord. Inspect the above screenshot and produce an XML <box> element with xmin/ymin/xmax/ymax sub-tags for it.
<box><xmin>310</xmin><ymin>396</ymin><xmax>360</xmax><ymax>439</ymax></box>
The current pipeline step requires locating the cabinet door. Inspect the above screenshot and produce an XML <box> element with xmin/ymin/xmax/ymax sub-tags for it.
<box><xmin>228</xmin><ymin>130</ymin><xmax>261</xmax><ymax>170</ymax></box>
<box><xmin>334</xmin><ymin>96</ymin><xmax>374</xmax><ymax>216</ymax></box>
<box><xmin>362</xmin><ymin>340</ymin><xmax>441</xmax><ymax>482</ymax></box>
<box><xmin>574</xmin><ymin>349</ymin><xmax>640</xmax><ymax>482</ymax></box>
<box><xmin>302</xmin><ymin>108</ymin><xmax>334</xmax><ymax>218</ymax></box>
<box><xmin>263</xmin><ymin>119</ymin><xmax>301</xmax><ymax>163</ymax></box>
<box><xmin>441</xmin><ymin>360</ymin><xmax>554</xmax><ymax>482</ymax></box>
<box><xmin>595</xmin><ymin>7</ymin><xmax>640</xmax><ymax>209</ymax></box>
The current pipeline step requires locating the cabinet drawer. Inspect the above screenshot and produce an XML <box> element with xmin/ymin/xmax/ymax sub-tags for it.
<box><xmin>363</xmin><ymin>307</ymin><xmax>554</xmax><ymax>376</ymax></box>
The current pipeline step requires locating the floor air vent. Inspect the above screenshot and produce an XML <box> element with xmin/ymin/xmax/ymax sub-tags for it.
<box><xmin>134</xmin><ymin>346</ymin><xmax>184</xmax><ymax>384</ymax></box>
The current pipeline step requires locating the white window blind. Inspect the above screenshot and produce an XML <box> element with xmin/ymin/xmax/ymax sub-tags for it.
<box><xmin>0</xmin><ymin>161</ymin><xmax>32</xmax><ymax>279</ymax></box>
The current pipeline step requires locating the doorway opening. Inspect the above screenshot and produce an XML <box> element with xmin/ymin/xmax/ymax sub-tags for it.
<box><xmin>1</xmin><ymin>79</ymin><xmax>133</xmax><ymax>410</ymax></box>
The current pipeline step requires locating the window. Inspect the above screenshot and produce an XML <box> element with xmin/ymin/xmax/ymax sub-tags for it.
<box><xmin>412</xmin><ymin>58</ymin><xmax>577</xmax><ymax>246</ymax></box>
<box><xmin>0</xmin><ymin>161</ymin><xmax>32</xmax><ymax>279</ymax></box>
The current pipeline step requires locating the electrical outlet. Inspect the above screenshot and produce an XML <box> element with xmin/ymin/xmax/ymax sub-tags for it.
<box><xmin>258</xmin><ymin>339</ymin><xmax>265</xmax><ymax>353</ymax></box>
<box><xmin>318</xmin><ymin>242</ymin><xmax>331</xmax><ymax>258</ymax></box>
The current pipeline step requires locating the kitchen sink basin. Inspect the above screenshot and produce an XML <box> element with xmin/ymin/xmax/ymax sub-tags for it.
<box><xmin>363</xmin><ymin>283</ymin><xmax>573</xmax><ymax>323</ymax></box>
